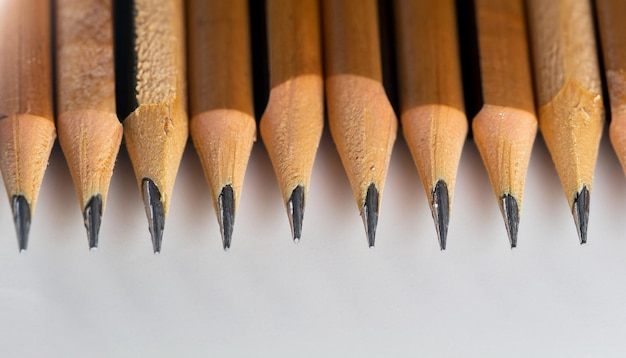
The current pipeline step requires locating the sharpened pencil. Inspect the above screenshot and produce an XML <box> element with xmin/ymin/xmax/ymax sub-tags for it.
<box><xmin>470</xmin><ymin>0</ymin><xmax>537</xmax><ymax>248</ymax></box>
<box><xmin>187</xmin><ymin>0</ymin><xmax>256</xmax><ymax>250</ymax></box>
<box><xmin>394</xmin><ymin>0</ymin><xmax>468</xmax><ymax>250</ymax></box>
<box><xmin>114</xmin><ymin>0</ymin><xmax>189</xmax><ymax>253</ymax></box>
<box><xmin>56</xmin><ymin>0</ymin><xmax>122</xmax><ymax>250</ymax></box>
<box><xmin>527</xmin><ymin>0</ymin><xmax>604</xmax><ymax>244</ymax></box>
<box><xmin>0</xmin><ymin>0</ymin><xmax>57</xmax><ymax>252</ymax></box>
<box><xmin>260</xmin><ymin>0</ymin><xmax>324</xmax><ymax>243</ymax></box>
<box><xmin>322</xmin><ymin>0</ymin><xmax>398</xmax><ymax>247</ymax></box>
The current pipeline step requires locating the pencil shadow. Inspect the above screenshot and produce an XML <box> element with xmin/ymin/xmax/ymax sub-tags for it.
<box><xmin>105</xmin><ymin>144</ymin><xmax>145</xmax><ymax>248</ymax></box>
<box><xmin>382</xmin><ymin>134</ymin><xmax>429</xmax><ymax>248</ymax></box>
<box><xmin>592</xmin><ymin>130</ymin><xmax>626</xmax><ymax>242</ymax></box>
<box><xmin>37</xmin><ymin>143</ymin><xmax>79</xmax><ymax>247</ymax></box>
<box><xmin>309</xmin><ymin>127</ymin><xmax>357</xmax><ymax>244</ymax></box>
<box><xmin>238</xmin><ymin>139</ymin><xmax>285</xmax><ymax>244</ymax></box>
<box><xmin>524</xmin><ymin>133</ymin><xmax>571</xmax><ymax>243</ymax></box>
<box><xmin>455</xmin><ymin>139</ymin><xmax>503</xmax><ymax>248</ymax></box>
<box><xmin>170</xmin><ymin>141</ymin><xmax>214</xmax><ymax>247</ymax></box>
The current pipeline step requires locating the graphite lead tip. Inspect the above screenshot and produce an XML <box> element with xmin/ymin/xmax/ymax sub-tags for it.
<box><xmin>83</xmin><ymin>195</ymin><xmax>103</xmax><ymax>251</ymax></box>
<box><xmin>287</xmin><ymin>185</ymin><xmax>305</xmax><ymax>243</ymax></box>
<box><xmin>12</xmin><ymin>195</ymin><xmax>31</xmax><ymax>253</ymax></box>
<box><xmin>360</xmin><ymin>184</ymin><xmax>379</xmax><ymax>248</ymax></box>
<box><xmin>500</xmin><ymin>194</ymin><xmax>520</xmax><ymax>249</ymax></box>
<box><xmin>142</xmin><ymin>178</ymin><xmax>165</xmax><ymax>254</ymax></box>
<box><xmin>572</xmin><ymin>186</ymin><xmax>590</xmax><ymax>245</ymax></box>
<box><xmin>218</xmin><ymin>185</ymin><xmax>235</xmax><ymax>251</ymax></box>
<box><xmin>430</xmin><ymin>180</ymin><xmax>449</xmax><ymax>250</ymax></box>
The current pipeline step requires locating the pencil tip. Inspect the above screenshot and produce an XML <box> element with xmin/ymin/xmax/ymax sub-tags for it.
<box><xmin>501</xmin><ymin>194</ymin><xmax>519</xmax><ymax>249</ymax></box>
<box><xmin>431</xmin><ymin>180</ymin><xmax>449</xmax><ymax>250</ymax></box>
<box><xmin>288</xmin><ymin>185</ymin><xmax>305</xmax><ymax>243</ymax></box>
<box><xmin>218</xmin><ymin>185</ymin><xmax>235</xmax><ymax>251</ymax></box>
<box><xmin>142</xmin><ymin>179</ymin><xmax>165</xmax><ymax>254</ymax></box>
<box><xmin>573</xmin><ymin>186</ymin><xmax>590</xmax><ymax>244</ymax></box>
<box><xmin>12</xmin><ymin>195</ymin><xmax>31</xmax><ymax>252</ymax></box>
<box><xmin>360</xmin><ymin>184</ymin><xmax>379</xmax><ymax>248</ymax></box>
<box><xmin>83</xmin><ymin>195</ymin><xmax>103</xmax><ymax>250</ymax></box>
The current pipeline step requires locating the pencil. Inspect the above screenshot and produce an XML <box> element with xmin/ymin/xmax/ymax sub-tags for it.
<box><xmin>186</xmin><ymin>0</ymin><xmax>256</xmax><ymax>250</ymax></box>
<box><xmin>393</xmin><ymin>0</ymin><xmax>468</xmax><ymax>250</ymax></box>
<box><xmin>469</xmin><ymin>0</ymin><xmax>537</xmax><ymax>248</ymax></box>
<box><xmin>260</xmin><ymin>0</ymin><xmax>324</xmax><ymax>243</ymax></box>
<box><xmin>0</xmin><ymin>0</ymin><xmax>57</xmax><ymax>251</ymax></box>
<box><xmin>114</xmin><ymin>0</ymin><xmax>189</xmax><ymax>253</ymax></box>
<box><xmin>322</xmin><ymin>0</ymin><xmax>398</xmax><ymax>247</ymax></box>
<box><xmin>595</xmin><ymin>0</ymin><xmax>626</xmax><ymax>176</ymax></box>
<box><xmin>56</xmin><ymin>0</ymin><xmax>122</xmax><ymax>250</ymax></box>
<box><xmin>526</xmin><ymin>0</ymin><xmax>604</xmax><ymax>244</ymax></box>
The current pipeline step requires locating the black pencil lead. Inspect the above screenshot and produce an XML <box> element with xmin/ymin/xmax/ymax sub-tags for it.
<box><xmin>12</xmin><ymin>195</ymin><xmax>30</xmax><ymax>253</ymax></box>
<box><xmin>431</xmin><ymin>180</ymin><xmax>450</xmax><ymax>250</ymax></box>
<box><xmin>361</xmin><ymin>183</ymin><xmax>379</xmax><ymax>248</ymax></box>
<box><xmin>501</xmin><ymin>194</ymin><xmax>519</xmax><ymax>249</ymax></box>
<box><xmin>573</xmin><ymin>186</ymin><xmax>590</xmax><ymax>244</ymax></box>
<box><xmin>218</xmin><ymin>185</ymin><xmax>235</xmax><ymax>251</ymax></box>
<box><xmin>83</xmin><ymin>194</ymin><xmax>103</xmax><ymax>251</ymax></box>
<box><xmin>288</xmin><ymin>185</ymin><xmax>305</xmax><ymax>243</ymax></box>
<box><xmin>142</xmin><ymin>178</ymin><xmax>165</xmax><ymax>254</ymax></box>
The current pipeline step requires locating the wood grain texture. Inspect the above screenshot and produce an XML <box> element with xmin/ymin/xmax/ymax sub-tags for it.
<box><xmin>394</xmin><ymin>0</ymin><xmax>467</xmax><ymax>209</ymax></box>
<box><xmin>122</xmin><ymin>0</ymin><xmax>189</xmax><ymax>216</ymax></box>
<box><xmin>527</xmin><ymin>0</ymin><xmax>604</xmax><ymax>208</ymax></box>
<box><xmin>260</xmin><ymin>0</ymin><xmax>324</xmax><ymax>206</ymax></box>
<box><xmin>56</xmin><ymin>0</ymin><xmax>122</xmax><ymax>213</ymax></box>
<box><xmin>322</xmin><ymin>0</ymin><xmax>397</xmax><ymax>209</ymax></box>
<box><xmin>596</xmin><ymin>0</ymin><xmax>626</xmax><ymax>175</ymax></box>
<box><xmin>187</xmin><ymin>0</ymin><xmax>256</xmax><ymax>215</ymax></box>
<box><xmin>472</xmin><ymin>0</ymin><xmax>537</xmax><ymax>210</ymax></box>
<box><xmin>0</xmin><ymin>0</ymin><xmax>56</xmax><ymax>213</ymax></box>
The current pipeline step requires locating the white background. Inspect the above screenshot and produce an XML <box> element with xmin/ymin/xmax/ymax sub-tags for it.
<box><xmin>0</xmin><ymin>128</ymin><xmax>625</xmax><ymax>357</ymax></box>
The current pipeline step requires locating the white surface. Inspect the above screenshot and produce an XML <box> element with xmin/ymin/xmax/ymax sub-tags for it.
<box><xmin>0</xmin><ymin>129</ymin><xmax>625</xmax><ymax>357</ymax></box>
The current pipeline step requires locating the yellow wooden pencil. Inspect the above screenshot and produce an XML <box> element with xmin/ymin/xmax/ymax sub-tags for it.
<box><xmin>187</xmin><ymin>0</ymin><xmax>256</xmax><ymax>250</ymax></box>
<box><xmin>0</xmin><ymin>0</ymin><xmax>57</xmax><ymax>251</ymax></box>
<box><xmin>56</xmin><ymin>0</ymin><xmax>122</xmax><ymax>250</ymax></box>
<box><xmin>527</xmin><ymin>0</ymin><xmax>604</xmax><ymax>243</ymax></box>
<box><xmin>471</xmin><ymin>0</ymin><xmax>537</xmax><ymax>248</ymax></box>
<box><xmin>394</xmin><ymin>0</ymin><xmax>468</xmax><ymax>249</ymax></box>
<box><xmin>261</xmin><ymin>0</ymin><xmax>324</xmax><ymax>243</ymax></box>
<box><xmin>322</xmin><ymin>0</ymin><xmax>398</xmax><ymax>247</ymax></box>
<box><xmin>115</xmin><ymin>0</ymin><xmax>189</xmax><ymax>253</ymax></box>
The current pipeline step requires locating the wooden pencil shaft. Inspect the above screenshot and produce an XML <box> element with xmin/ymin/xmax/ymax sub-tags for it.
<box><xmin>56</xmin><ymin>0</ymin><xmax>116</xmax><ymax>115</ymax></box>
<box><xmin>187</xmin><ymin>0</ymin><xmax>253</xmax><ymax>117</ymax></box>
<box><xmin>267</xmin><ymin>0</ymin><xmax>322</xmax><ymax>85</ymax></box>
<box><xmin>596</xmin><ymin>0</ymin><xmax>626</xmax><ymax>115</ymax></box>
<box><xmin>323</xmin><ymin>0</ymin><xmax>382</xmax><ymax>80</ymax></box>
<box><xmin>394</xmin><ymin>0</ymin><xmax>464</xmax><ymax>112</ymax></box>
<box><xmin>527</xmin><ymin>0</ymin><xmax>602</xmax><ymax>107</ymax></box>
<box><xmin>115</xmin><ymin>0</ymin><xmax>187</xmax><ymax>117</ymax></box>
<box><xmin>0</xmin><ymin>0</ymin><xmax>54</xmax><ymax>120</ymax></box>
<box><xmin>474</xmin><ymin>0</ymin><xmax>534</xmax><ymax>113</ymax></box>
